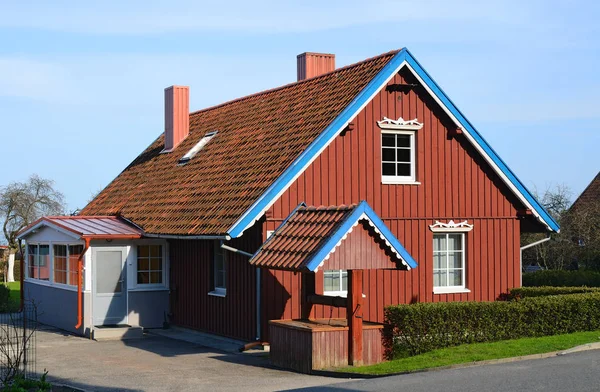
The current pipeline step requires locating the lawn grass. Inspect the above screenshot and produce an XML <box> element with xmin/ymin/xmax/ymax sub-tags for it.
<box><xmin>343</xmin><ymin>330</ymin><xmax>600</xmax><ymax>375</ymax></box>
<box><xmin>4</xmin><ymin>281</ymin><xmax>21</xmax><ymax>311</ymax></box>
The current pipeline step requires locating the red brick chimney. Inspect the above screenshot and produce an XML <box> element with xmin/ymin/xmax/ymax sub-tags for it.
<box><xmin>297</xmin><ymin>52</ymin><xmax>335</xmax><ymax>81</ymax></box>
<box><xmin>164</xmin><ymin>85</ymin><xmax>189</xmax><ymax>151</ymax></box>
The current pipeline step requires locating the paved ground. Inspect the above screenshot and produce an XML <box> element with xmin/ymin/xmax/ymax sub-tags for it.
<box><xmin>290</xmin><ymin>350</ymin><xmax>600</xmax><ymax>392</ymax></box>
<box><xmin>36</xmin><ymin>326</ymin><xmax>348</xmax><ymax>392</ymax></box>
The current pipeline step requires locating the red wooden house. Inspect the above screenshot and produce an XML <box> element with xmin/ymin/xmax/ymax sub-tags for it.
<box><xmin>18</xmin><ymin>48</ymin><xmax>558</xmax><ymax>343</ymax></box>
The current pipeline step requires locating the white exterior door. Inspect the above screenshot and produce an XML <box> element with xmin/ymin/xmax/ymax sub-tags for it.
<box><xmin>93</xmin><ymin>247</ymin><xmax>127</xmax><ymax>326</ymax></box>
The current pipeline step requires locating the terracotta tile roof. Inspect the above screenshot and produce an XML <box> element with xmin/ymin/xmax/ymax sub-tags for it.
<box><xmin>571</xmin><ymin>171</ymin><xmax>600</xmax><ymax>211</ymax></box>
<box><xmin>249</xmin><ymin>204</ymin><xmax>358</xmax><ymax>271</ymax></box>
<box><xmin>18</xmin><ymin>216</ymin><xmax>143</xmax><ymax>239</ymax></box>
<box><xmin>249</xmin><ymin>201</ymin><xmax>418</xmax><ymax>272</ymax></box>
<box><xmin>80</xmin><ymin>51</ymin><xmax>398</xmax><ymax>235</ymax></box>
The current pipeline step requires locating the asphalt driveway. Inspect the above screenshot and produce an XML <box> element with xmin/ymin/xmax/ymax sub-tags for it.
<box><xmin>36</xmin><ymin>326</ymin><xmax>346</xmax><ymax>392</ymax></box>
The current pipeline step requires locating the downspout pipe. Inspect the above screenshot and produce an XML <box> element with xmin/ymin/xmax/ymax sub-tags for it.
<box><xmin>220</xmin><ymin>244</ymin><xmax>261</xmax><ymax>342</ymax></box>
<box><xmin>520</xmin><ymin>235</ymin><xmax>551</xmax><ymax>286</ymax></box>
<box><xmin>75</xmin><ymin>238</ymin><xmax>91</xmax><ymax>330</ymax></box>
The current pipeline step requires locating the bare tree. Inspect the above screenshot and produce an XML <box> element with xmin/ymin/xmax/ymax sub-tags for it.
<box><xmin>0</xmin><ymin>175</ymin><xmax>65</xmax><ymax>280</ymax></box>
<box><xmin>521</xmin><ymin>185</ymin><xmax>573</xmax><ymax>270</ymax></box>
<box><xmin>522</xmin><ymin>184</ymin><xmax>600</xmax><ymax>270</ymax></box>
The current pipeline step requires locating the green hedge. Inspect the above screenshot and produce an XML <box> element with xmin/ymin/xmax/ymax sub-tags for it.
<box><xmin>523</xmin><ymin>270</ymin><xmax>600</xmax><ymax>287</ymax></box>
<box><xmin>508</xmin><ymin>286</ymin><xmax>600</xmax><ymax>300</ymax></box>
<box><xmin>383</xmin><ymin>292</ymin><xmax>600</xmax><ymax>359</ymax></box>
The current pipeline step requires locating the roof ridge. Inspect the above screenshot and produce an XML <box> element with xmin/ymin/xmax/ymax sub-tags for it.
<box><xmin>189</xmin><ymin>49</ymin><xmax>401</xmax><ymax>119</ymax></box>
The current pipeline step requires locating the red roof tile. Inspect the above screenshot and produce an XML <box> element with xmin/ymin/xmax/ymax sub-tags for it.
<box><xmin>249</xmin><ymin>204</ymin><xmax>358</xmax><ymax>271</ymax></box>
<box><xmin>18</xmin><ymin>216</ymin><xmax>143</xmax><ymax>239</ymax></box>
<box><xmin>80</xmin><ymin>51</ymin><xmax>398</xmax><ymax>235</ymax></box>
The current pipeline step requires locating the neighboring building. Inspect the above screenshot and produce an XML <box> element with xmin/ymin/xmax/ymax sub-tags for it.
<box><xmin>571</xmin><ymin>171</ymin><xmax>600</xmax><ymax>213</ymax></box>
<box><xmin>18</xmin><ymin>48</ymin><xmax>558</xmax><ymax>340</ymax></box>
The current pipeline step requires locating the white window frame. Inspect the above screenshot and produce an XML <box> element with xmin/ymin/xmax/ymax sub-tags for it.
<box><xmin>432</xmin><ymin>232</ymin><xmax>470</xmax><ymax>294</ymax></box>
<box><xmin>209</xmin><ymin>240</ymin><xmax>227</xmax><ymax>297</ymax></box>
<box><xmin>380</xmin><ymin>129</ymin><xmax>418</xmax><ymax>184</ymax></box>
<box><xmin>323</xmin><ymin>269</ymin><xmax>348</xmax><ymax>297</ymax></box>
<box><xmin>134</xmin><ymin>243</ymin><xmax>168</xmax><ymax>289</ymax></box>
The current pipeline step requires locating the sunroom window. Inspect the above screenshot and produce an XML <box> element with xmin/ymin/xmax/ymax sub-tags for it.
<box><xmin>137</xmin><ymin>245</ymin><xmax>163</xmax><ymax>285</ymax></box>
<box><xmin>28</xmin><ymin>244</ymin><xmax>49</xmax><ymax>281</ymax></box>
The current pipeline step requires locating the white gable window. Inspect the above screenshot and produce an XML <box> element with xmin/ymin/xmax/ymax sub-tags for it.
<box><xmin>209</xmin><ymin>241</ymin><xmax>227</xmax><ymax>297</ymax></box>
<box><xmin>430</xmin><ymin>220</ymin><xmax>473</xmax><ymax>294</ymax></box>
<box><xmin>378</xmin><ymin>117</ymin><xmax>422</xmax><ymax>184</ymax></box>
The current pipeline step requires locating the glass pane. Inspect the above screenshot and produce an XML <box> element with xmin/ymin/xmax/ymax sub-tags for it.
<box><xmin>138</xmin><ymin>246</ymin><xmax>149</xmax><ymax>258</ymax></box>
<box><xmin>215</xmin><ymin>271</ymin><xmax>224</xmax><ymax>288</ymax></box>
<box><xmin>397</xmin><ymin>163</ymin><xmax>411</xmax><ymax>176</ymax></box>
<box><xmin>449</xmin><ymin>270</ymin><xmax>463</xmax><ymax>286</ymax></box>
<box><xmin>138</xmin><ymin>258</ymin><xmax>149</xmax><ymax>271</ymax></box>
<box><xmin>97</xmin><ymin>251</ymin><xmax>123</xmax><ymax>294</ymax></box>
<box><xmin>39</xmin><ymin>245</ymin><xmax>50</xmax><ymax>280</ymax></box>
<box><xmin>396</xmin><ymin>148</ymin><xmax>411</xmax><ymax>162</ymax></box>
<box><xmin>341</xmin><ymin>271</ymin><xmax>348</xmax><ymax>291</ymax></box>
<box><xmin>150</xmin><ymin>272</ymin><xmax>162</xmax><ymax>284</ymax></box>
<box><xmin>382</xmin><ymin>134</ymin><xmax>396</xmax><ymax>147</ymax></box>
<box><xmin>382</xmin><ymin>163</ymin><xmax>396</xmax><ymax>176</ymax></box>
<box><xmin>54</xmin><ymin>270</ymin><xmax>67</xmax><ymax>284</ymax></box>
<box><xmin>150</xmin><ymin>258</ymin><xmax>162</xmax><ymax>271</ymax></box>
<box><xmin>382</xmin><ymin>148</ymin><xmax>395</xmax><ymax>161</ymax></box>
<box><xmin>54</xmin><ymin>245</ymin><xmax>67</xmax><ymax>257</ymax></box>
<box><xmin>433</xmin><ymin>253</ymin><xmax>443</xmax><ymax>269</ymax></box>
<box><xmin>433</xmin><ymin>270</ymin><xmax>446</xmax><ymax>287</ymax></box>
<box><xmin>324</xmin><ymin>271</ymin><xmax>334</xmax><ymax>292</ymax></box>
<box><xmin>396</xmin><ymin>134</ymin><xmax>411</xmax><ymax>147</ymax></box>
<box><xmin>449</xmin><ymin>251</ymin><xmax>462</xmax><ymax>269</ymax></box>
<box><xmin>69</xmin><ymin>245</ymin><xmax>84</xmax><ymax>257</ymax></box>
<box><xmin>149</xmin><ymin>245</ymin><xmax>162</xmax><ymax>258</ymax></box>
<box><xmin>433</xmin><ymin>235</ymin><xmax>446</xmax><ymax>251</ymax></box>
<box><xmin>448</xmin><ymin>234</ymin><xmax>462</xmax><ymax>251</ymax></box>
<box><xmin>137</xmin><ymin>272</ymin><xmax>149</xmax><ymax>284</ymax></box>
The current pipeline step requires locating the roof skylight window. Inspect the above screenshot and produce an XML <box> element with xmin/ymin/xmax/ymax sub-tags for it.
<box><xmin>178</xmin><ymin>131</ymin><xmax>217</xmax><ymax>165</ymax></box>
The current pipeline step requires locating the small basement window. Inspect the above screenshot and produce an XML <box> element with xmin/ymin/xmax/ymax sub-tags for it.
<box><xmin>178</xmin><ymin>131</ymin><xmax>217</xmax><ymax>165</ymax></box>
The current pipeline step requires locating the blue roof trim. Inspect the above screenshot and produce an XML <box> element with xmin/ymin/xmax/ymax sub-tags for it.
<box><xmin>228</xmin><ymin>48</ymin><xmax>558</xmax><ymax>237</ymax></box>
<box><xmin>227</xmin><ymin>50</ymin><xmax>409</xmax><ymax>238</ymax></box>
<box><xmin>304</xmin><ymin>201</ymin><xmax>418</xmax><ymax>272</ymax></box>
<box><xmin>402</xmin><ymin>50</ymin><xmax>559</xmax><ymax>232</ymax></box>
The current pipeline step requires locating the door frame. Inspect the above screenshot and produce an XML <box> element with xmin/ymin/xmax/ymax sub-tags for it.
<box><xmin>92</xmin><ymin>246</ymin><xmax>129</xmax><ymax>326</ymax></box>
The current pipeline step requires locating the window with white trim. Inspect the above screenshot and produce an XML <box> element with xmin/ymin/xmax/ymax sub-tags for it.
<box><xmin>323</xmin><ymin>269</ymin><xmax>347</xmax><ymax>297</ymax></box>
<box><xmin>211</xmin><ymin>241</ymin><xmax>226</xmax><ymax>296</ymax></box>
<box><xmin>433</xmin><ymin>233</ymin><xmax>466</xmax><ymax>292</ymax></box>
<box><xmin>137</xmin><ymin>245</ymin><xmax>163</xmax><ymax>285</ymax></box>
<box><xmin>381</xmin><ymin>130</ymin><xmax>416</xmax><ymax>183</ymax></box>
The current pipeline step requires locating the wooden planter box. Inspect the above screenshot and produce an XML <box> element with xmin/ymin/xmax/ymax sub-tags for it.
<box><xmin>269</xmin><ymin>318</ymin><xmax>384</xmax><ymax>373</ymax></box>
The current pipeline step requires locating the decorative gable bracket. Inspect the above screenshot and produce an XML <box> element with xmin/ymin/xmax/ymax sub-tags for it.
<box><xmin>377</xmin><ymin>117</ymin><xmax>423</xmax><ymax>130</ymax></box>
<box><xmin>429</xmin><ymin>220</ymin><xmax>474</xmax><ymax>232</ymax></box>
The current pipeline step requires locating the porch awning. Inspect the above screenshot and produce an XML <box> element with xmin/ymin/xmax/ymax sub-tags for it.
<box><xmin>17</xmin><ymin>216</ymin><xmax>144</xmax><ymax>240</ymax></box>
<box><xmin>249</xmin><ymin>201</ymin><xmax>418</xmax><ymax>272</ymax></box>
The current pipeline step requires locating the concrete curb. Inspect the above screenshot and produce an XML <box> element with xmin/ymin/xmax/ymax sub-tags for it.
<box><xmin>319</xmin><ymin>342</ymin><xmax>600</xmax><ymax>379</ymax></box>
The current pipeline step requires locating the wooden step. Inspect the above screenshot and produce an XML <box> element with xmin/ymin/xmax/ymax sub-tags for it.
<box><xmin>92</xmin><ymin>325</ymin><xmax>143</xmax><ymax>341</ymax></box>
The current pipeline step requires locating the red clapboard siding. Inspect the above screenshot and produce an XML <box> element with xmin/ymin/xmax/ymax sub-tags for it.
<box><xmin>169</xmin><ymin>225</ymin><xmax>261</xmax><ymax>341</ymax></box>
<box><xmin>263</xmin><ymin>68</ymin><xmax>523</xmax><ymax>326</ymax></box>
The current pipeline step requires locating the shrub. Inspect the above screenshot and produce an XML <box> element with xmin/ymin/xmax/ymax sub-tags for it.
<box><xmin>507</xmin><ymin>286</ymin><xmax>600</xmax><ymax>300</ymax></box>
<box><xmin>523</xmin><ymin>270</ymin><xmax>600</xmax><ymax>287</ymax></box>
<box><xmin>383</xmin><ymin>292</ymin><xmax>600</xmax><ymax>359</ymax></box>
<box><xmin>0</xmin><ymin>284</ymin><xmax>10</xmax><ymax>312</ymax></box>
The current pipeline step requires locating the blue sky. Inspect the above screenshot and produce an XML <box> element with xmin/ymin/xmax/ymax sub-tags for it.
<box><xmin>0</xmin><ymin>0</ymin><xmax>598</xmax><ymax>212</ymax></box>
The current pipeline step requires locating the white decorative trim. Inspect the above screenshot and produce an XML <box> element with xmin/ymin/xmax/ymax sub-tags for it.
<box><xmin>314</xmin><ymin>213</ymin><xmax>412</xmax><ymax>272</ymax></box>
<box><xmin>429</xmin><ymin>220</ymin><xmax>474</xmax><ymax>232</ymax></box>
<box><xmin>433</xmin><ymin>287</ymin><xmax>471</xmax><ymax>294</ymax></box>
<box><xmin>377</xmin><ymin>117</ymin><xmax>423</xmax><ymax>130</ymax></box>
